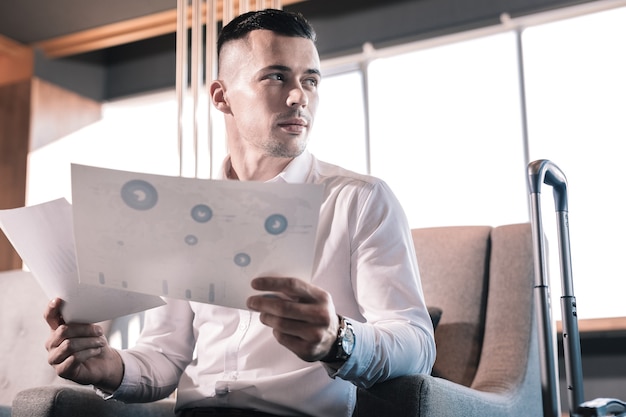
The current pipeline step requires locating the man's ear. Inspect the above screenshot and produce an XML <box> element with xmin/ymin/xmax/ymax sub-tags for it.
<box><xmin>210</xmin><ymin>80</ymin><xmax>230</xmax><ymax>114</ymax></box>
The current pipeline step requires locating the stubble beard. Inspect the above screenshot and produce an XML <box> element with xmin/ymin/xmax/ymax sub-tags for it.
<box><xmin>263</xmin><ymin>135</ymin><xmax>308</xmax><ymax>159</ymax></box>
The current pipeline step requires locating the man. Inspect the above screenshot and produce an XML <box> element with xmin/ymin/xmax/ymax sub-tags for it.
<box><xmin>45</xmin><ymin>9</ymin><xmax>435</xmax><ymax>417</ymax></box>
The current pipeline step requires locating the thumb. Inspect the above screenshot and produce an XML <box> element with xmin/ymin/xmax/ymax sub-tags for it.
<box><xmin>44</xmin><ymin>298</ymin><xmax>66</xmax><ymax>330</ymax></box>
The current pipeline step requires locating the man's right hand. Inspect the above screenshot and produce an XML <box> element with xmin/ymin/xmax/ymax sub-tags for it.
<box><xmin>44</xmin><ymin>298</ymin><xmax>124</xmax><ymax>393</ymax></box>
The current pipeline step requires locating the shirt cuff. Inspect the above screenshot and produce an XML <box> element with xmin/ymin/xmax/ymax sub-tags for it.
<box><xmin>321</xmin><ymin>318</ymin><xmax>374</xmax><ymax>382</ymax></box>
<box><xmin>92</xmin><ymin>386</ymin><xmax>115</xmax><ymax>400</ymax></box>
<box><xmin>92</xmin><ymin>349</ymin><xmax>140</xmax><ymax>401</ymax></box>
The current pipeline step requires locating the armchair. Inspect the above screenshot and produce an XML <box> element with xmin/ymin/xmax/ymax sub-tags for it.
<box><xmin>0</xmin><ymin>269</ymin><xmax>69</xmax><ymax>417</ymax></box>
<box><xmin>0</xmin><ymin>269</ymin><xmax>175</xmax><ymax>417</ymax></box>
<box><xmin>354</xmin><ymin>223</ymin><xmax>542</xmax><ymax>416</ymax></box>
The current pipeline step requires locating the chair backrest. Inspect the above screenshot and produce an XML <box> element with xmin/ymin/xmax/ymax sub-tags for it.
<box><xmin>0</xmin><ymin>269</ymin><xmax>113</xmax><ymax>407</ymax></box>
<box><xmin>413</xmin><ymin>223</ymin><xmax>535</xmax><ymax>391</ymax></box>
<box><xmin>0</xmin><ymin>269</ymin><xmax>60</xmax><ymax>406</ymax></box>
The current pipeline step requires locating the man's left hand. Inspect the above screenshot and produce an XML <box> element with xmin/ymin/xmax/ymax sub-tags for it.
<box><xmin>247</xmin><ymin>277</ymin><xmax>339</xmax><ymax>362</ymax></box>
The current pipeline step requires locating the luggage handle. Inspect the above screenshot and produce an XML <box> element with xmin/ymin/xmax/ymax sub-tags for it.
<box><xmin>528</xmin><ymin>159</ymin><xmax>584</xmax><ymax>417</ymax></box>
<box><xmin>529</xmin><ymin>160</ymin><xmax>626</xmax><ymax>417</ymax></box>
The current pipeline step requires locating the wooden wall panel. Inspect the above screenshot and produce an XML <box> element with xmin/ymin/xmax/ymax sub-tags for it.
<box><xmin>0</xmin><ymin>35</ymin><xmax>33</xmax><ymax>87</ymax></box>
<box><xmin>30</xmin><ymin>78</ymin><xmax>102</xmax><ymax>150</ymax></box>
<box><xmin>0</xmin><ymin>35</ymin><xmax>101</xmax><ymax>271</ymax></box>
<box><xmin>0</xmin><ymin>80</ymin><xmax>31</xmax><ymax>271</ymax></box>
<box><xmin>0</xmin><ymin>79</ymin><xmax>102</xmax><ymax>271</ymax></box>
<box><xmin>0</xmin><ymin>35</ymin><xmax>32</xmax><ymax>270</ymax></box>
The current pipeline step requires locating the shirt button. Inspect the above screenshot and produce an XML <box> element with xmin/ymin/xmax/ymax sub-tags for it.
<box><xmin>215</xmin><ymin>382</ymin><xmax>230</xmax><ymax>395</ymax></box>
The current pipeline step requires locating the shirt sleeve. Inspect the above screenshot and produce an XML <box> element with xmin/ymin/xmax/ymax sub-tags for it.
<box><xmin>110</xmin><ymin>298</ymin><xmax>196</xmax><ymax>403</ymax></box>
<box><xmin>330</xmin><ymin>180</ymin><xmax>436</xmax><ymax>388</ymax></box>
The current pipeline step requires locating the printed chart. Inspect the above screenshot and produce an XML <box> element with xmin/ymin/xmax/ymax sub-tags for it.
<box><xmin>71</xmin><ymin>164</ymin><xmax>323</xmax><ymax>310</ymax></box>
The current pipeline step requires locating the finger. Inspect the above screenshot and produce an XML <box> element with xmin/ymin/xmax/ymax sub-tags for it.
<box><xmin>271</xmin><ymin>328</ymin><xmax>333</xmax><ymax>362</ymax></box>
<box><xmin>252</xmin><ymin>300</ymin><xmax>335</xmax><ymax>343</ymax></box>
<box><xmin>248</xmin><ymin>289</ymin><xmax>332</xmax><ymax>323</ymax></box>
<box><xmin>46</xmin><ymin>323</ymin><xmax>104</xmax><ymax>351</ymax></box>
<box><xmin>44</xmin><ymin>298</ymin><xmax>66</xmax><ymax>330</ymax></box>
<box><xmin>251</xmin><ymin>277</ymin><xmax>323</xmax><ymax>303</ymax></box>
<box><xmin>47</xmin><ymin>330</ymin><xmax>107</xmax><ymax>369</ymax></box>
<box><xmin>50</xmin><ymin>346</ymin><xmax>105</xmax><ymax>380</ymax></box>
<box><xmin>247</xmin><ymin>294</ymin><xmax>309</xmax><ymax>320</ymax></box>
<box><xmin>273</xmin><ymin>330</ymin><xmax>308</xmax><ymax>353</ymax></box>
<box><xmin>260</xmin><ymin>310</ymin><xmax>329</xmax><ymax>339</ymax></box>
<box><xmin>48</xmin><ymin>337</ymin><xmax>105</xmax><ymax>367</ymax></box>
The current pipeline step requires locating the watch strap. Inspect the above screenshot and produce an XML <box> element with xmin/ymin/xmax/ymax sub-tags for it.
<box><xmin>321</xmin><ymin>315</ymin><xmax>353</xmax><ymax>363</ymax></box>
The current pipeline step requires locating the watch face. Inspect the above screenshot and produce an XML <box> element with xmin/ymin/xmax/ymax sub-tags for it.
<box><xmin>342</xmin><ymin>323</ymin><xmax>355</xmax><ymax>356</ymax></box>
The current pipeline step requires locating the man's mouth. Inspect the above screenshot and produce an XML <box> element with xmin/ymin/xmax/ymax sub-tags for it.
<box><xmin>278</xmin><ymin>118</ymin><xmax>308</xmax><ymax>133</ymax></box>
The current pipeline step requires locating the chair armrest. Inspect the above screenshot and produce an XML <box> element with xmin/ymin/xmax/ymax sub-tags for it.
<box><xmin>355</xmin><ymin>374</ymin><xmax>537</xmax><ymax>417</ymax></box>
<box><xmin>12</xmin><ymin>386</ymin><xmax>176</xmax><ymax>417</ymax></box>
<box><xmin>0</xmin><ymin>405</ymin><xmax>11</xmax><ymax>417</ymax></box>
<box><xmin>355</xmin><ymin>375</ymin><xmax>427</xmax><ymax>417</ymax></box>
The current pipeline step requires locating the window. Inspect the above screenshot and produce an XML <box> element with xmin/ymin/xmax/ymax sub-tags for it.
<box><xmin>308</xmin><ymin>70</ymin><xmax>368</xmax><ymax>174</ymax></box>
<box><xmin>27</xmin><ymin>89</ymin><xmax>180</xmax><ymax>205</ymax></box>
<box><xmin>524</xmin><ymin>6</ymin><xmax>626</xmax><ymax>320</ymax></box>
<box><xmin>367</xmin><ymin>32</ymin><xmax>528</xmax><ymax>229</ymax></box>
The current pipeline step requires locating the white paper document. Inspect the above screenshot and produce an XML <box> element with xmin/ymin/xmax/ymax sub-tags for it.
<box><xmin>0</xmin><ymin>198</ymin><xmax>165</xmax><ymax>323</ymax></box>
<box><xmin>71</xmin><ymin>164</ymin><xmax>323</xmax><ymax>310</ymax></box>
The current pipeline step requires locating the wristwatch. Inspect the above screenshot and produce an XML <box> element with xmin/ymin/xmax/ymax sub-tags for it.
<box><xmin>323</xmin><ymin>315</ymin><xmax>355</xmax><ymax>363</ymax></box>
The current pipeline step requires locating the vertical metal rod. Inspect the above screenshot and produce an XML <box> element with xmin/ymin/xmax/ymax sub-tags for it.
<box><xmin>191</xmin><ymin>0</ymin><xmax>202</xmax><ymax>178</ymax></box>
<box><xmin>206</xmin><ymin>0</ymin><xmax>217</xmax><ymax>178</ymax></box>
<box><xmin>515</xmin><ymin>28</ymin><xmax>531</xmax><ymax>172</ymax></box>
<box><xmin>224</xmin><ymin>0</ymin><xmax>234</xmax><ymax>25</ymax></box>
<box><xmin>176</xmin><ymin>0</ymin><xmax>188</xmax><ymax>177</ymax></box>
<box><xmin>515</xmin><ymin>27</ymin><xmax>533</xmax><ymax>221</ymax></box>
<box><xmin>359</xmin><ymin>57</ymin><xmax>372</xmax><ymax>175</ymax></box>
<box><xmin>555</xmin><ymin>209</ymin><xmax>585</xmax><ymax>416</ymax></box>
<box><xmin>240</xmin><ymin>0</ymin><xmax>250</xmax><ymax>14</ymax></box>
<box><xmin>529</xmin><ymin>191</ymin><xmax>561</xmax><ymax>417</ymax></box>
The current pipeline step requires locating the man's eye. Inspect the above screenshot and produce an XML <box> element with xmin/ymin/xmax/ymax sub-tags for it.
<box><xmin>267</xmin><ymin>73</ymin><xmax>285</xmax><ymax>81</ymax></box>
<box><xmin>303</xmin><ymin>78</ymin><xmax>319</xmax><ymax>88</ymax></box>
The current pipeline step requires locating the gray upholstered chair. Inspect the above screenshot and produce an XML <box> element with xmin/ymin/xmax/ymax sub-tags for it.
<box><xmin>8</xmin><ymin>223</ymin><xmax>541</xmax><ymax>416</ymax></box>
<box><xmin>354</xmin><ymin>223</ymin><xmax>542</xmax><ymax>416</ymax></box>
<box><xmin>0</xmin><ymin>269</ymin><xmax>174</xmax><ymax>417</ymax></box>
<box><xmin>0</xmin><ymin>269</ymin><xmax>71</xmax><ymax>417</ymax></box>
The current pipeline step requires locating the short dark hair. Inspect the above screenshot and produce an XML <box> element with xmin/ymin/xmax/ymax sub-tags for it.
<box><xmin>217</xmin><ymin>9</ymin><xmax>316</xmax><ymax>60</ymax></box>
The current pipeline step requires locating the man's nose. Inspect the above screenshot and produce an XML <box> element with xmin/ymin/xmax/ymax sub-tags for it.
<box><xmin>286</xmin><ymin>85</ymin><xmax>309</xmax><ymax>107</ymax></box>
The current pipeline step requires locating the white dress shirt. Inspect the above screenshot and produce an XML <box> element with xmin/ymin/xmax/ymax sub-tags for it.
<box><xmin>112</xmin><ymin>151</ymin><xmax>435</xmax><ymax>416</ymax></box>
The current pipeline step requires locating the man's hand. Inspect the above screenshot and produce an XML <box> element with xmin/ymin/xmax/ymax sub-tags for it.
<box><xmin>247</xmin><ymin>277</ymin><xmax>339</xmax><ymax>362</ymax></box>
<box><xmin>44</xmin><ymin>298</ymin><xmax>124</xmax><ymax>392</ymax></box>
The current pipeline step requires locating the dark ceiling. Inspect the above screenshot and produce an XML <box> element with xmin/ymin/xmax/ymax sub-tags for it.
<box><xmin>0</xmin><ymin>0</ymin><xmax>598</xmax><ymax>101</ymax></box>
<box><xmin>0</xmin><ymin>0</ymin><xmax>177</xmax><ymax>44</ymax></box>
<box><xmin>0</xmin><ymin>0</ymin><xmax>415</xmax><ymax>44</ymax></box>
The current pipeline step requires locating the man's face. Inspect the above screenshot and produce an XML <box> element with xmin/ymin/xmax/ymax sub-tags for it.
<box><xmin>217</xmin><ymin>30</ymin><xmax>321</xmax><ymax>159</ymax></box>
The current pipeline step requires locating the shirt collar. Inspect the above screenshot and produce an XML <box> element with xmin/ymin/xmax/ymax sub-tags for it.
<box><xmin>220</xmin><ymin>150</ymin><xmax>312</xmax><ymax>184</ymax></box>
<box><xmin>220</xmin><ymin>156</ymin><xmax>234</xmax><ymax>180</ymax></box>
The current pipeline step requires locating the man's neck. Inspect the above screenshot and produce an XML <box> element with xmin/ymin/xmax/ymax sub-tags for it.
<box><xmin>227</xmin><ymin>152</ymin><xmax>294</xmax><ymax>181</ymax></box>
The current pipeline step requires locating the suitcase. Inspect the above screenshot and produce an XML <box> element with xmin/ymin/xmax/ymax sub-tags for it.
<box><xmin>527</xmin><ymin>159</ymin><xmax>626</xmax><ymax>417</ymax></box>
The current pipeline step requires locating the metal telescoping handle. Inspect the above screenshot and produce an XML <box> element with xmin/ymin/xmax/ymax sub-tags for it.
<box><xmin>527</xmin><ymin>159</ymin><xmax>584</xmax><ymax>417</ymax></box>
<box><xmin>528</xmin><ymin>167</ymin><xmax>561</xmax><ymax>417</ymax></box>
